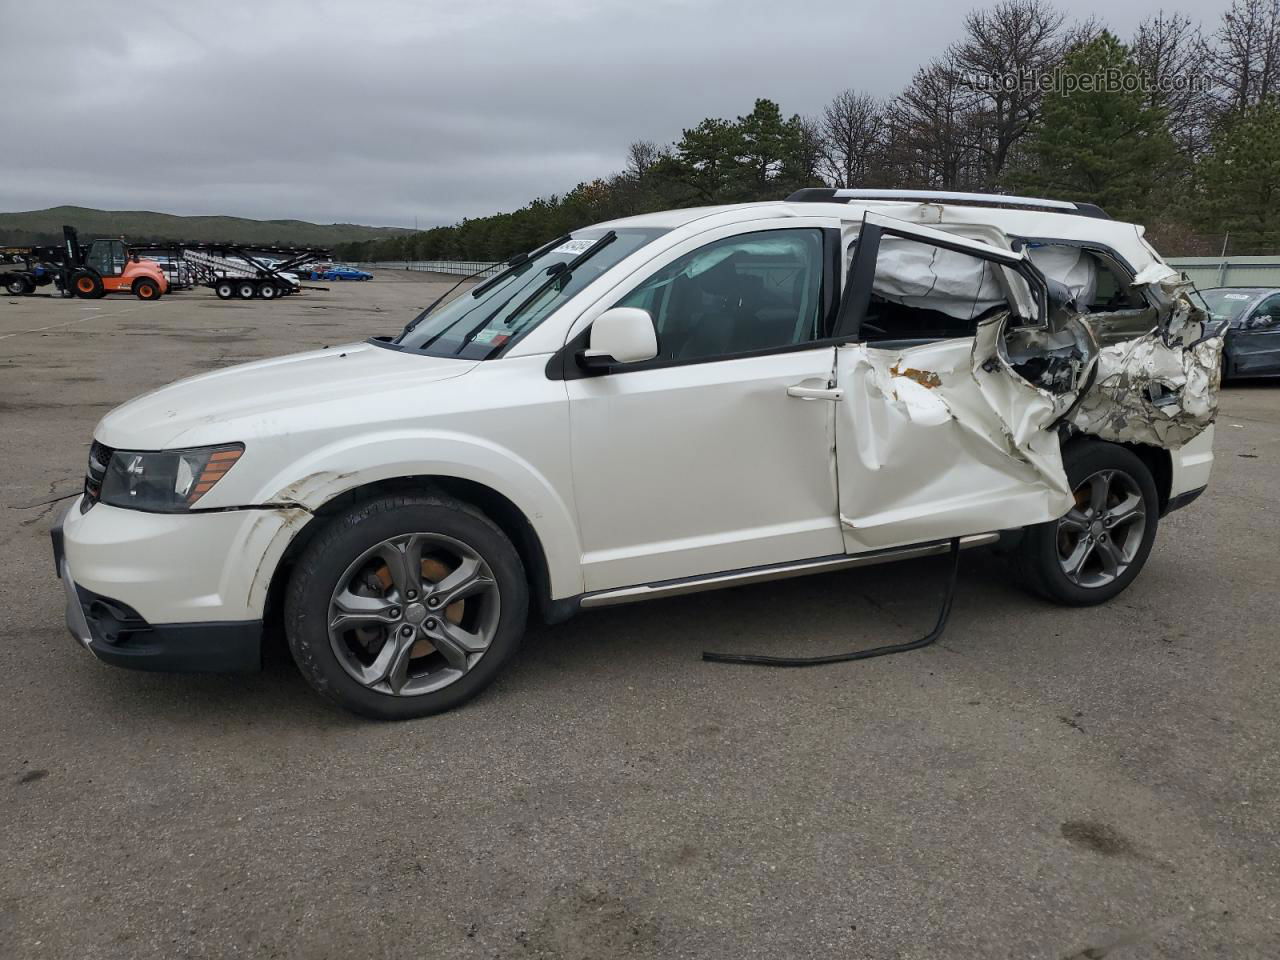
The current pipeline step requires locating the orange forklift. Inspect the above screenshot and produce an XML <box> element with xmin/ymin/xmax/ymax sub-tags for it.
<box><xmin>59</xmin><ymin>226</ymin><xmax>169</xmax><ymax>300</ymax></box>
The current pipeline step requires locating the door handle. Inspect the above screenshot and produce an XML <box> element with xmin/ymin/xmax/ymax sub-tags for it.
<box><xmin>787</xmin><ymin>382</ymin><xmax>844</xmax><ymax>401</ymax></box>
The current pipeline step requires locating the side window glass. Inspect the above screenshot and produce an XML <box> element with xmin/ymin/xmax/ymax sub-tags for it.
<box><xmin>1251</xmin><ymin>295</ymin><xmax>1280</xmax><ymax>325</ymax></box>
<box><xmin>86</xmin><ymin>242</ymin><xmax>111</xmax><ymax>275</ymax></box>
<box><xmin>856</xmin><ymin>235</ymin><xmax>1009</xmax><ymax>343</ymax></box>
<box><xmin>614</xmin><ymin>229</ymin><xmax>824</xmax><ymax>363</ymax></box>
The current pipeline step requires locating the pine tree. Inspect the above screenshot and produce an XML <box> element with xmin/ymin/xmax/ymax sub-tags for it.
<box><xmin>1007</xmin><ymin>31</ymin><xmax>1179</xmax><ymax>220</ymax></box>
<box><xmin>1196</xmin><ymin>98</ymin><xmax>1280</xmax><ymax>253</ymax></box>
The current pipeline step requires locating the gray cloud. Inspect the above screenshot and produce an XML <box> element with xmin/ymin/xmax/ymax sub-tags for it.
<box><xmin>0</xmin><ymin>0</ymin><xmax>1234</xmax><ymax>228</ymax></box>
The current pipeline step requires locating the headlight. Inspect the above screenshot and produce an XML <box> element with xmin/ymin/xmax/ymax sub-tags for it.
<box><xmin>97</xmin><ymin>443</ymin><xmax>244</xmax><ymax>512</ymax></box>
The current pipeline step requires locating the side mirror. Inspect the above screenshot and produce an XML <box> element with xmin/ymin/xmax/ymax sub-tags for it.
<box><xmin>579</xmin><ymin>307</ymin><xmax>658</xmax><ymax>369</ymax></box>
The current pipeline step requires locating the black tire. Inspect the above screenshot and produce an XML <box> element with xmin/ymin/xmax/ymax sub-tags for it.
<box><xmin>1016</xmin><ymin>439</ymin><xmax>1160</xmax><ymax>606</ymax></box>
<box><xmin>237</xmin><ymin>280</ymin><xmax>257</xmax><ymax>300</ymax></box>
<box><xmin>133</xmin><ymin>277</ymin><xmax>162</xmax><ymax>300</ymax></box>
<box><xmin>215</xmin><ymin>280</ymin><xmax>236</xmax><ymax>300</ymax></box>
<box><xmin>284</xmin><ymin>493</ymin><xmax>529</xmax><ymax>720</ymax></box>
<box><xmin>70</xmin><ymin>270</ymin><xmax>104</xmax><ymax>299</ymax></box>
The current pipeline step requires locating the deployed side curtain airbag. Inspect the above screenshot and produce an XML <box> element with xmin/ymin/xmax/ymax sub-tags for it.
<box><xmin>871</xmin><ymin>236</ymin><xmax>1007</xmax><ymax>320</ymax></box>
<box><xmin>1026</xmin><ymin>244</ymin><xmax>1098</xmax><ymax>310</ymax></box>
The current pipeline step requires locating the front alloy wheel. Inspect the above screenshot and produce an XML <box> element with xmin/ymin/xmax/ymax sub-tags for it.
<box><xmin>327</xmin><ymin>533</ymin><xmax>501</xmax><ymax>696</ymax></box>
<box><xmin>285</xmin><ymin>493</ymin><xmax>528</xmax><ymax>719</ymax></box>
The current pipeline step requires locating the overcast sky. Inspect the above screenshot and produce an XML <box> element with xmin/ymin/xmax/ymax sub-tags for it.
<box><xmin>0</xmin><ymin>0</ymin><xmax>1234</xmax><ymax>229</ymax></box>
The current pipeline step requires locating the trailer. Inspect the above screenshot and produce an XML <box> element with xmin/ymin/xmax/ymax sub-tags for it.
<box><xmin>1</xmin><ymin>244</ymin><xmax>72</xmax><ymax>297</ymax></box>
<box><xmin>166</xmin><ymin>243</ymin><xmax>331</xmax><ymax>300</ymax></box>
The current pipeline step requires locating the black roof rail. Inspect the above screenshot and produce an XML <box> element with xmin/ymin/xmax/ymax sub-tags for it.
<box><xmin>784</xmin><ymin>188</ymin><xmax>1113</xmax><ymax>221</ymax></box>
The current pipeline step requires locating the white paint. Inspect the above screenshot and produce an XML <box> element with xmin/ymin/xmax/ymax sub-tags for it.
<box><xmin>60</xmin><ymin>197</ymin><xmax>1221</xmax><ymax>629</ymax></box>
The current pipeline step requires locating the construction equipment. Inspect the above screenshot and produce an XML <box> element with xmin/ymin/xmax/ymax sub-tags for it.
<box><xmin>5</xmin><ymin>229</ymin><xmax>170</xmax><ymax>300</ymax></box>
<box><xmin>56</xmin><ymin>227</ymin><xmax>169</xmax><ymax>300</ymax></box>
<box><xmin>3</xmin><ymin>229</ymin><xmax>330</xmax><ymax>303</ymax></box>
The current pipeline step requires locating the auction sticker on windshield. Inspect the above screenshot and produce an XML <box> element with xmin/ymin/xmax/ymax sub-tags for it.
<box><xmin>550</xmin><ymin>239</ymin><xmax>597</xmax><ymax>256</ymax></box>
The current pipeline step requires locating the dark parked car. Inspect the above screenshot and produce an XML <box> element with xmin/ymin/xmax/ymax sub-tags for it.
<box><xmin>1202</xmin><ymin>287</ymin><xmax>1280</xmax><ymax>379</ymax></box>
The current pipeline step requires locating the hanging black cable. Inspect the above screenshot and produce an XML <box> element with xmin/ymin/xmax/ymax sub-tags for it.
<box><xmin>702</xmin><ymin>537</ymin><xmax>961</xmax><ymax>667</ymax></box>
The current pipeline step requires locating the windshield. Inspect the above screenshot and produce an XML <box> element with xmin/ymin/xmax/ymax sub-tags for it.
<box><xmin>392</xmin><ymin>227</ymin><xmax>667</xmax><ymax>359</ymax></box>
<box><xmin>1201</xmin><ymin>288</ymin><xmax>1265</xmax><ymax>325</ymax></box>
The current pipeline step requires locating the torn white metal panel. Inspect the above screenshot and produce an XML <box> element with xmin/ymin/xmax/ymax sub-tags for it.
<box><xmin>834</xmin><ymin>315</ymin><xmax>1075</xmax><ymax>553</ymax></box>
<box><xmin>1069</xmin><ymin>329</ymin><xmax>1222</xmax><ymax>447</ymax></box>
<box><xmin>1069</xmin><ymin>280</ymin><xmax>1222</xmax><ymax>448</ymax></box>
<box><xmin>1131</xmin><ymin>261</ymin><xmax>1182</xmax><ymax>287</ymax></box>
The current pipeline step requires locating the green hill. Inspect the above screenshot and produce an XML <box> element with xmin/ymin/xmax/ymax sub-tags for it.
<box><xmin>0</xmin><ymin>206</ymin><xmax>412</xmax><ymax>248</ymax></box>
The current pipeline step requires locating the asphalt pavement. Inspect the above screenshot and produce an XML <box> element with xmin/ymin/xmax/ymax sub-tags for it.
<box><xmin>1</xmin><ymin>273</ymin><xmax>1277</xmax><ymax>959</ymax></box>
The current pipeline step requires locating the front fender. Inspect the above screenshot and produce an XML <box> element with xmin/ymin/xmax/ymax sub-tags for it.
<box><xmin>249</xmin><ymin>428</ymin><xmax>584</xmax><ymax>603</ymax></box>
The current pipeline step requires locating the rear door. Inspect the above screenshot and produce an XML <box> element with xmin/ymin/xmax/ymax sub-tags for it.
<box><xmin>831</xmin><ymin>213</ymin><xmax>1080</xmax><ymax>553</ymax></box>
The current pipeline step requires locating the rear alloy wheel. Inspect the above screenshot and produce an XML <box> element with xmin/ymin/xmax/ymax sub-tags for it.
<box><xmin>1055</xmin><ymin>469</ymin><xmax>1148</xmax><ymax>589</ymax></box>
<box><xmin>1017</xmin><ymin>440</ymin><xmax>1159</xmax><ymax>605</ymax></box>
<box><xmin>237</xmin><ymin>281</ymin><xmax>257</xmax><ymax>299</ymax></box>
<box><xmin>285</xmin><ymin>494</ymin><xmax>528</xmax><ymax>720</ymax></box>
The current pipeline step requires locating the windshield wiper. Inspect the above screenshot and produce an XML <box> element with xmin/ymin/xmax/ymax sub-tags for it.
<box><xmin>451</xmin><ymin>231</ymin><xmax>619</xmax><ymax>355</ymax></box>
<box><xmin>398</xmin><ymin>233</ymin><xmax>575</xmax><ymax>340</ymax></box>
<box><xmin>399</xmin><ymin>261</ymin><xmax>508</xmax><ymax>338</ymax></box>
<box><xmin>469</xmin><ymin>233</ymin><xmax>570</xmax><ymax>300</ymax></box>
<box><xmin>500</xmin><ymin>231</ymin><xmax>617</xmax><ymax>328</ymax></box>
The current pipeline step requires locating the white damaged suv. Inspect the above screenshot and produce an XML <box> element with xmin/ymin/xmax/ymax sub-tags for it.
<box><xmin>54</xmin><ymin>189</ymin><xmax>1223</xmax><ymax>719</ymax></box>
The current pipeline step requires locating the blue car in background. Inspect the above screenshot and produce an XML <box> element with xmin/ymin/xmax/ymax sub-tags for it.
<box><xmin>311</xmin><ymin>265</ymin><xmax>373</xmax><ymax>281</ymax></box>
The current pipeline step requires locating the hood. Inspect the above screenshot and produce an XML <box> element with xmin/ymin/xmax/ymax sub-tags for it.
<box><xmin>95</xmin><ymin>342</ymin><xmax>477</xmax><ymax>449</ymax></box>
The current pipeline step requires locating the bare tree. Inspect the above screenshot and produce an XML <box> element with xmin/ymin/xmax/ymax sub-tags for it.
<box><xmin>1204</xmin><ymin>0</ymin><xmax>1280</xmax><ymax>111</ymax></box>
<box><xmin>817</xmin><ymin>89</ymin><xmax>885</xmax><ymax>187</ymax></box>
<box><xmin>950</xmin><ymin>0</ymin><xmax>1087</xmax><ymax>186</ymax></box>
<box><xmin>1132</xmin><ymin>12</ymin><xmax>1212</xmax><ymax>156</ymax></box>
<box><xmin>788</xmin><ymin>116</ymin><xmax>826</xmax><ymax>185</ymax></box>
<box><xmin>886</xmin><ymin>59</ymin><xmax>984</xmax><ymax>190</ymax></box>
<box><xmin>625</xmin><ymin>140</ymin><xmax>662</xmax><ymax>181</ymax></box>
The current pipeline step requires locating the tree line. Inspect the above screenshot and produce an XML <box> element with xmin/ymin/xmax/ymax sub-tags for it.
<box><xmin>338</xmin><ymin>0</ymin><xmax>1280</xmax><ymax>263</ymax></box>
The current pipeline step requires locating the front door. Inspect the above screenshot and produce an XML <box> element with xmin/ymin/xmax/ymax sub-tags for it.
<box><xmin>831</xmin><ymin>213</ymin><xmax>1080</xmax><ymax>553</ymax></box>
<box><xmin>1233</xmin><ymin>294</ymin><xmax>1280</xmax><ymax>376</ymax></box>
<box><xmin>565</xmin><ymin>225</ymin><xmax>846</xmax><ymax>592</ymax></box>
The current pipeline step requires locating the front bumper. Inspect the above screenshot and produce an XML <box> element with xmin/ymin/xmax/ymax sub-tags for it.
<box><xmin>54</xmin><ymin>506</ymin><xmax>264</xmax><ymax>673</ymax></box>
